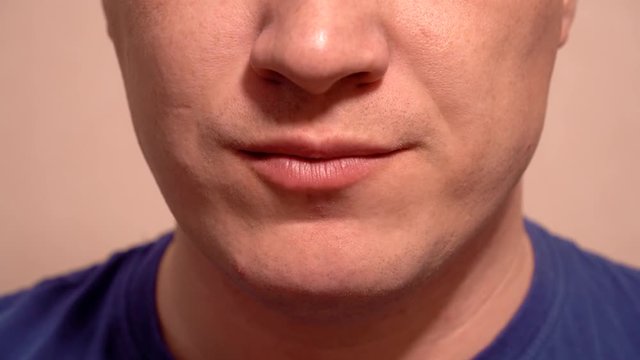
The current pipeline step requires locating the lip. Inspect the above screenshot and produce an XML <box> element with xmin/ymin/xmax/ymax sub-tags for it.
<box><xmin>240</xmin><ymin>138</ymin><xmax>398</xmax><ymax>159</ymax></box>
<box><xmin>238</xmin><ymin>138</ymin><xmax>402</xmax><ymax>191</ymax></box>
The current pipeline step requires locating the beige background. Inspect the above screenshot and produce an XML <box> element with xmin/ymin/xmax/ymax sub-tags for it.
<box><xmin>0</xmin><ymin>1</ymin><xmax>638</xmax><ymax>294</ymax></box>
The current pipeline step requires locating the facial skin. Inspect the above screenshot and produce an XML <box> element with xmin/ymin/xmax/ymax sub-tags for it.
<box><xmin>104</xmin><ymin>0</ymin><xmax>575</xmax><ymax>358</ymax></box>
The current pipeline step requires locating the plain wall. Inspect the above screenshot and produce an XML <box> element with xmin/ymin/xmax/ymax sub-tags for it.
<box><xmin>0</xmin><ymin>1</ymin><xmax>639</xmax><ymax>293</ymax></box>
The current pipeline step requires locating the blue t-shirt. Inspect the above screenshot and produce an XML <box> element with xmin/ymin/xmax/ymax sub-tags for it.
<box><xmin>1</xmin><ymin>220</ymin><xmax>639</xmax><ymax>359</ymax></box>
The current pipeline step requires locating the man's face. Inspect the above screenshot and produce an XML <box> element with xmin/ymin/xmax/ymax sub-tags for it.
<box><xmin>105</xmin><ymin>0</ymin><xmax>574</xmax><ymax>301</ymax></box>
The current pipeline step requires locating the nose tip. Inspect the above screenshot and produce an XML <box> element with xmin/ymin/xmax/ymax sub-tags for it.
<box><xmin>249</xmin><ymin>7</ymin><xmax>389</xmax><ymax>95</ymax></box>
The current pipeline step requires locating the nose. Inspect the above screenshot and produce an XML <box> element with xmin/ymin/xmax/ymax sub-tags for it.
<box><xmin>250</xmin><ymin>0</ymin><xmax>390</xmax><ymax>95</ymax></box>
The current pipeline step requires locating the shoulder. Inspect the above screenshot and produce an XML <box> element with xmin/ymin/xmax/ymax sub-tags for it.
<box><xmin>527</xmin><ymin>221</ymin><xmax>640</xmax><ymax>359</ymax></box>
<box><xmin>0</xmin><ymin>235</ymin><xmax>171</xmax><ymax>359</ymax></box>
<box><xmin>541</xmin><ymin>224</ymin><xmax>640</xmax><ymax>307</ymax></box>
<box><xmin>527</xmin><ymin>220</ymin><xmax>640</xmax><ymax>298</ymax></box>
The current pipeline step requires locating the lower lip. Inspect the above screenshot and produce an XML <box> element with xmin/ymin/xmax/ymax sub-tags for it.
<box><xmin>243</xmin><ymin>153</ymin><xmax>388</xmax><ymax>191</ymax></box>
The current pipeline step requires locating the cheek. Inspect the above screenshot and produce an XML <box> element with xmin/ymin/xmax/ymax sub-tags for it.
<box><xmin>400</xmin><ymin>0</ymin><xmax>559</xmax><ymax>187</ymax></box>
<box><xmin>112</xmin><ymin>0</ymin><xmax>261</xmax><ymax>184</ymax></box>
<box><xmin>115</xmin><ymin>0</ymin><xmax>260</xmax><ymax>123</ymax></box>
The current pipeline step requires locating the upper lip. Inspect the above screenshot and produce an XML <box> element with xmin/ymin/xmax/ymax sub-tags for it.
<box><xmin>238</xmin><ymin>137</ymin><xmax>403</xmax><ymax>159</ymax></box>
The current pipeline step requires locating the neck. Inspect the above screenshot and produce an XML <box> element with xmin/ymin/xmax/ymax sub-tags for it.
<box><xmin>156</xmin><ymin>185</ymin><xmax>533</xmax><ymax>360</ymax></box>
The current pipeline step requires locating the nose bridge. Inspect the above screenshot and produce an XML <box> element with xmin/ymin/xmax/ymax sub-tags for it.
<box><xmin>250</xmin><ymin>0</ymin><xmax>389</xmax><ymax>95</ymax></box>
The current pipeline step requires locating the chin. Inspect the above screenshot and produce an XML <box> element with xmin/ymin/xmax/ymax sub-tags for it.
<box><xmin>230</xmin><ymin>255</ymin><xmax>425</xmax><ymax>322</ymax></box>
<box><xmin>188</xmin><ymin>218</ymin><xmax>454</xmax><ymax>320</ymax></box>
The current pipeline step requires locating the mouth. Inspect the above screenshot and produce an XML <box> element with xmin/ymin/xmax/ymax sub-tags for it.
<box><xmin>238</xmin><ymin>138</ymin><xmax>403</xmax><ymax>191</ymax></box>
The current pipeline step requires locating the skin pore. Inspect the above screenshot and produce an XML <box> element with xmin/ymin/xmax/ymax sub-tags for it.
<box><xmin>104</xmin><ymin>0</ymin><xmax>576</xmax><ymax>358</ymax></box>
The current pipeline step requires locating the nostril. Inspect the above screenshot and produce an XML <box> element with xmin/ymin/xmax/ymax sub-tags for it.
<box><xmin>349</xmin><ymin>72</ymin><xmax>369</xmax><ymax>80</ymax></box>
<box><xmin>348</xmin><ymin>72</ymin><xmax>383</xmax><ymax>88</ymax></box>
<box><xmin>255</xmin><ymin>68</ymin><xmax>286</xmax><ymax>84</ymax></box>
